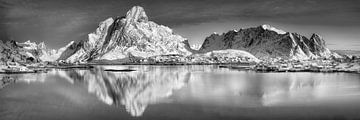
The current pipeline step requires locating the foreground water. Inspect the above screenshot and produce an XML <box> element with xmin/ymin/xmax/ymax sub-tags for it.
<box><xmin>1</xmin><ymin>65</ymin><xmax>360</xmax><ymax>120</ymax></box>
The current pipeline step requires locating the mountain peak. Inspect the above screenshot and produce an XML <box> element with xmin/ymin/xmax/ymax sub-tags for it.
<box><xmin>261</xmin><ymin>24</ymin><xmax>286</xmax><ymax>34</ymax></box>
<box><xmin>24</xmin><ymin>40</ymin><xmax>32</xmax><ymax>44</ymax></box>
<box><xmin>125</xmin><ymin>6</ymin><xmax>148</xmax><ymax>23</ymax></box>
<box><xmin>310</xmin><ymin>33</ymin><xmax>322</xmax><ymax>39</ymax></box>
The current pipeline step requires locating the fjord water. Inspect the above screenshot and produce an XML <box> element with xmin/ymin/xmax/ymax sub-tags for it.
<box><xmin>1</xmin><ymin>65</ymin><xmax>360</xmax><ymax>120</ymax></box>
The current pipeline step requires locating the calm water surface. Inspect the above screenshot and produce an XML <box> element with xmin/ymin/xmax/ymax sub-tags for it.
<box><xmin>1</xmin><ymin>65</ymin><xmax>360</xmax><ymax>120</ymax></box>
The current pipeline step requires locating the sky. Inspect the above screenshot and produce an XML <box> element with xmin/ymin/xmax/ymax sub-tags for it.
<box><xmin>0</xmin><ymin>0</ymin><xmax>360</xmax><ymax>50</ymax></box>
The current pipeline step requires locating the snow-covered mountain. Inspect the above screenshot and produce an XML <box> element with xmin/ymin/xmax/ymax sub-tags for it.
<box><xmin>59</xmin><ymin>6</ymin><xmax>192</xmax><ymax>63</ymax></box>
<box><xmin>39</xmin><ymin>41</ymin><xmax>75</xmax><ymax>62</ymax></box>
<box><xmin>199</xmin><ymin>24</ymin><xmax>339</xmax><ymax>60</ymax></box>
<box><xmin>0</xmin><ymin>40</ymin><xmax>42</xmax><ymax>65</ymax></box>
<box><xmin>12</xmin><ymin>40</ymin><xmax>74</xmax><ymax>62</ymax></box>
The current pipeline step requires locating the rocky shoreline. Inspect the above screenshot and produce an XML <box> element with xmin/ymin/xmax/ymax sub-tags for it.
<box><xmin>1</xmin><ymin>58</ymin><xmax>359</xmax><ymax>74</ymax></box>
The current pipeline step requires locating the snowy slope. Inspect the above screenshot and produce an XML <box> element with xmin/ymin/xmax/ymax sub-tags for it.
<box><xmin>188</xmin><ymin>49</ymin><xmax>260</xmax><ymax>63</ymax></box>
<box><xmin>203</xmin><ymin>49</ymin><xmax>260</xmax><ymax>62</ymax></box>
<box><xmin>261</xmin><ymin>24</ymin><xmax>286</xmax><ymax>34</ymax></box>
<box><xmin>190</xmin><ymin>44</ymin><xmax>202</xmax><ymax>50</ymax></box>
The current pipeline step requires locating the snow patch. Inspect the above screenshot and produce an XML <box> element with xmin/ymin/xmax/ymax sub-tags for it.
<box><xmin>262</xmin><ymin>24</ymin><xmax>286</xmax><ymax>34</ymax></box>
<box><xmin>204</xmin><ymin>49</ymin><xmax>260</xmax><ymax>62</ymax></box>
<box><xmin>190</xmin><ymin>44</ymin><xmax>202</xmax><ymax>50</ymax></box>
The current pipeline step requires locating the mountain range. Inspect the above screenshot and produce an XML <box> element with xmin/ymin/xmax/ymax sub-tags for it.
<box><xmin>199</xmin><ymin>24</ymin><xmax>341</xmax><ymax>60</ymax></box>
<box><xmin>0</xmin><ymin>6</ymin><xmax>348</xmax><ymax>65</ymax></box>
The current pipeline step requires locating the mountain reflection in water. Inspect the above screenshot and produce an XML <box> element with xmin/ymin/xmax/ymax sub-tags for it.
<box><xmin>62</xmin><ymin>66</ymin><xmax>192</xmax><ymax>116</ymax></box>
<box><xmin>1</xmin><ymin>65</ymin><xmax>360</xmax><ymax>119</ymax></box>
<box><xmin>1</xmin><ymin>73</ymin><xmax>47</xmax><ymax>89</ymax></box>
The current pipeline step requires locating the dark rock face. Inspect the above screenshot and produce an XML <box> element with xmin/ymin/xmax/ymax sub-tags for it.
<box><xmin>308</xmin><ymin>34</ymin><xmax>330</xmax><ymax>56</ymax></box>
<box><xmin>57</xmin><ymin>41</ymin><xmax>83</xmax><ymax>61</ymax></box>
<box><xmin>199</xmin><ymin>25</ymin><xmax>333</xmax><ymax>60</ymax></box>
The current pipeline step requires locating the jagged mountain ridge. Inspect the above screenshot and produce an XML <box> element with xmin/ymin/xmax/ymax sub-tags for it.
<box><xmin>59</xmin><ymin>6</ymin><xmax>192</xmax><ymax>63</ymax></box>
<box><xmin>199</xmin><ymin>25</ymin><xmax>337</xmax><ymax>60</ymax></box>
<box><xmin>0</xmin><ymin>39</ymin><xmax>75</xmax><ymax>64</ymax></box>
<box><xmin>0</xmin><ymin>40</ymin><xmax>42</xmax><ymax>65</ymax></box>
<box><xmin>332</xmin><ymin>50</ymin><xmax>360</xmax><ymax>58</ymax></box>
<box><xmin>39</xmin><ymin>41</ymin><xmax>75</xmax><ymax>62</ymax></box>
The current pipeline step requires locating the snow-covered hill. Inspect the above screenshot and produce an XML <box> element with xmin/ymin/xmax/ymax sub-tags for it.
<box><xmin>59</xmin><ymin>6</ymin><xmax>192</xmax><ymax>63</ymax></box>
<box><xmin>199</xmin><ymin>25</ymin><xmax>339</xmax><ymax>60</ymax></box>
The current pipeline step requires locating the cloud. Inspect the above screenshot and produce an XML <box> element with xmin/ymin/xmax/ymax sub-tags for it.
<box><xmin>0</xmin><ymin>0</ymin><xmax>360</xmax><ymax>49</ymax></box>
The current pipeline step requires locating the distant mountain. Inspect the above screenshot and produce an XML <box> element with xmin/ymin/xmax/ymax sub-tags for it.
<box><xmin>39</xmin><ymin>41</ymin><xmax>75</xmax><ymax>62</ymax></box>
<box><xmin>332</xmin><ymin>50</ymin><xmax>360</xmax><ymax>58</ymax></box>
<box><xmin>0</xmin><ymin>39</ymin><xmax>76</xmax><ymax>65</ymax></box>
<box><xmin>199</xmin><ymin>24</ymin><xmax>340</xmax><ymax>60</ymax></box>
<box><xmin>59</xmin><ymin>6</ymin><xmax>192</xmax><ymax>63</ymax></box>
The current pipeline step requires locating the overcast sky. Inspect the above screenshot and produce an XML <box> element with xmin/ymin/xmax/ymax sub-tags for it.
<box><xmin>1</xmin><ymin>0</ymin><xmax>360</xmax><ymax>50</ymax></box>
